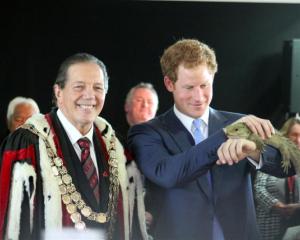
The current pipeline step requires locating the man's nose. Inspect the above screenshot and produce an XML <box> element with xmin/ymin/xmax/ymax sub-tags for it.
<box><xmin>193</xmin><ymin>87</ymin><xmax>204</xmax><ymax>99</ymax></box>
<box><xmin>83</xmin><ymin>87</ymin><xmax>96</xmax><ymax>98</ymax></box>
<box><xmin>141</xmin><ymin>100</ymin><xmax>148</xmax><ymax>107</ymax></box>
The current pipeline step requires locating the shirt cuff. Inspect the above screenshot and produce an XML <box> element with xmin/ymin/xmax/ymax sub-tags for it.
<box><xmin>247</xmin><ymin>155</ymin><xmax>263</xmax><ymax>169</ymax></box>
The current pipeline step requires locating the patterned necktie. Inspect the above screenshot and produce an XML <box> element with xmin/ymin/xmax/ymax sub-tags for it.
<box><xmin>77</xmin><ymin>137</ymin><xmax>100</xmax><ymax>203</ymax></box>
<box><xmin>192</xmin><ymin>119</ymin><xmax>225</xmax><ymax>240</ymax></box>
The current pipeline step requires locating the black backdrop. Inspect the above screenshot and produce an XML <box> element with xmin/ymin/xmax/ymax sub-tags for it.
<box><xmin>1</xmin><ymin>1</ymin><xmax>300</xmax><ymax>140</ymax></box>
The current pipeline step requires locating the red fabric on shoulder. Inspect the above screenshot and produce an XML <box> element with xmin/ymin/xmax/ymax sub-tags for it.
<box><xmin>0</xmin><ymin>145</ymin><xmax>36</xmax><ymax>240</ymax></box>
<box><xmin>124</xmin><ymin>148</ymin><xmax>133</xmax><ymax>162</ymax></box>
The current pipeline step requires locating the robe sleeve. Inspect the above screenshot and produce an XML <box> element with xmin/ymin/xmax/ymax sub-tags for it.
<box><xmin>0</xmin><ymin>128</ymin><xmax>39</xmax><ymax>240</ymax></box>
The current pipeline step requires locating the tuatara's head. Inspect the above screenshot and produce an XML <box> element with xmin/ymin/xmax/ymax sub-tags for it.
<box><xmin>224</xmin><ymin>122</ymin><xmax>252</xmax><ymax>139</ymax></box>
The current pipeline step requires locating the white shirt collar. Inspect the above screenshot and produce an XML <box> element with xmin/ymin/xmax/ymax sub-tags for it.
<box><xmin>173</xmin><ymin>105</ymin><xmax>209</xmax><ymax>137</ymax></box>
<box><xmin>56</xmin><ymin>109</ymin><xmax>94</xmax><ymax>145</ymax></box>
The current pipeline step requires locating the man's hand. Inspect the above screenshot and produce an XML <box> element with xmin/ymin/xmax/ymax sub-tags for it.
<box><xmin>272</xmin><ymin>202</ymin><xmax>300</xmax><ymax>217</ymax></box>
<box><xmin>145</xmin><ymin>211</ymin><xmax>153</xmax><ymax>228</ymax></box>
<box><xmin>234</xmin><ymin>115</ymin><xmax>275</xmax><ymax>139</ymax></box>
<box><xmin>216</xmin><ymin>138</ymin><xmax>259</xmax><ymax>165</ymax></box>
<box><xmin>272</xmin><ymin>201</ymin><xmax>288</xmax><ymax>215</ymax></box>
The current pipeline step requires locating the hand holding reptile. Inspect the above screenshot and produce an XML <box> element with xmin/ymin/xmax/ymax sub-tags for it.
<box><xmin>224</xmin><ymin>121</ymin><xmax>300</xmax><ymax>173</ymax></box>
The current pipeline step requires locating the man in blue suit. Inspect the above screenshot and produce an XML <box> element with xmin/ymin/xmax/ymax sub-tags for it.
<box><xmin>128</xmin><ymin>39</ymin><xmax>294</xmax><ymax>240</ymax></box>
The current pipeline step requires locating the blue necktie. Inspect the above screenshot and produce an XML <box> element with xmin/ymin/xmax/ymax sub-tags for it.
<box><xmin>192</xmin><ymin>119</ymin><xmax>212</xmax><ymax>188</ymax></box>
<box><xmin>192</xmin><ymin>118</ymin><xmax>204</xmax><ymax>145</ymax></box>
<box><xmin>192</xmin><ymin>119</ymin><xmax>225</xmax><ymax>240</ymax></box>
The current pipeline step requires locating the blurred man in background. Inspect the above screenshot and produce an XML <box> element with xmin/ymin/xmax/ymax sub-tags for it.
<box><xmin>6</xmin><ymin>96</ymin><xmax>40</xmax><ymax>132</ymax></box>
<box><xmin>124</xmin><ymin>82</ymin><xmax>159</xmax><ymax>235</ymax></box>
<box><xmin>125</xmin><ymin>82</ymin><xmax>158</xmax><ymax>127</ymax></box>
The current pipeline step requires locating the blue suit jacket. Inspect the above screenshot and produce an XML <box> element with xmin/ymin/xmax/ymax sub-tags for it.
<box><xmin>128</xmin><ymin>108</ymin><xmax>289</xmax><ymax>240</ymax></box>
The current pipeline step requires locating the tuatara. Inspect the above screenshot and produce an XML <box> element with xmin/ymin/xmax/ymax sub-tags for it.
<box><xmin>223</xmin><ymin>122</ymin><xmax>300</xmax><ymax>174</ymax></box>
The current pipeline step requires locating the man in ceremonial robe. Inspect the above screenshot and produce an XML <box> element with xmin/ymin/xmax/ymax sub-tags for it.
<box><xmin>0</xmin><ymin>53</ymin><xmax>148</xmax><ymax>240</ymax></box>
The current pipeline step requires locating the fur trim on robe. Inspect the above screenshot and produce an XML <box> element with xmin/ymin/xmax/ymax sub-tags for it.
<box><xmin>5</xmin><ymin>162</ymin><xmax>36</xmax><ymax>240</ymax></box>
<box><xmin>4</xmin><ymin>113</ymin><xmax>148</xmax><ymax>240</ymax></box>
<box><xmin>126</xmin><ymin>160</ymin><xmax>148</xmax><ymax>240</ymax></box>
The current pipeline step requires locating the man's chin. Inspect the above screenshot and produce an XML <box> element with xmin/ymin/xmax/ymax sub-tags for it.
<box><xmin>189</xmin><ymin>110</ymin><xmax>205</xmax><ymax>118</ymax></box>
<box><xmin>77</xmin><ymin>115</ymin><xmax>97</xmax><ymax>126</ymax></box>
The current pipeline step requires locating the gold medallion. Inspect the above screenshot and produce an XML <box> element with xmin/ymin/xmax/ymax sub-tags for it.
<box><xmin>60</xmin><ymin>166</ymin><xmax>67</xmax><ymax>175</ymax></box>
<box><xmin>67</xmin><ymin>184</ymin><xmax>76</xmax><ymax>193</ymax></box>
<box><xmin>96</xmin><ymin>213</ymin><xmax>107</xmax><ymax>223</ymax></box>
<box><xmin>81</xmin><ymin>206</ymin><xmax>92</xmax><ymax>217</ymax></box>
<box><xmin>76</xmin><ymin>200</ymin><xmax>85</xmax><ymax>210</ymax></box>
<box><xmin>59</xmin><ymin>185</ymin><xmax>67</xmax><ymax>195</ymax></box>
<box><xmin>71</xmin><ymin>212</ymin><xmax>81</xmax><ymax>223</ymax></box>
<box><xmin>62</xmin><ymin>194</ymin><xmax>71</xmax><ymax>204</ymax></box>
<box><xmin>71</xmin><ymin>192</ymin><xmax>81</xmax><ymax>202</ymax></box>
<box><xmin>66</xmin><ymin>204</ymin><xmax>76</xmax><ymax>214</ymax></box>
<box><xmin>54</xmin><ymin>157</ymin><xmax>63</xmax><ymax>167</ymax></box>
<box><xmin>62</xmin><ymin>174</ymin><xmax>72</xmax><ymax>185</ymax></box>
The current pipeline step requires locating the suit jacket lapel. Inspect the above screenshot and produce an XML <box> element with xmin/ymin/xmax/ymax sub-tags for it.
<box><xmin>161</xmin><ymin>109</ymin><xmax>212</xmax><ymax>199</ymax></box>
<box><xmin>93</xmin><ymin>130</ymin><xmax>110</xmax><ymax>212</ymax></box>
<box><xmin>208</xmin><ymin>108</ymin><xmax>227</xmax><ymax>135</ymax></box>
<box><xmin>161</xmin><ymin>109</ymin><xmax>195</xmax><ymax>152</ymax></box>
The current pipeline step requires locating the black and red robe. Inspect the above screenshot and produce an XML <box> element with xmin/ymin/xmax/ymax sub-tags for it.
<box><xmin>0</xmin><ymin>110</ymin><xmax>148</xmax><ymax>240</ymax></box>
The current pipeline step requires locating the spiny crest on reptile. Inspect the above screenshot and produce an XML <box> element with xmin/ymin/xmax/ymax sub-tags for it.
<box><xmin>224</xmin><ymin>122</ymin><xmax>300</xmax><ymax>174</ymax></box>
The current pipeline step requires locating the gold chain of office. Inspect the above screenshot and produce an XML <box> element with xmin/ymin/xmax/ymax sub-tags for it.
<box><xmin>22</xmin><ymin>124</ymin><xmax>120</xmax><ymax>239</ymax></box>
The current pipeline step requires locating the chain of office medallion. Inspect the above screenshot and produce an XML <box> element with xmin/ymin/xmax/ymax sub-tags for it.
<box><xmin>22</xmin><ymin>124</ymin><xmax>119</xmax><ymax>239</ymax></box>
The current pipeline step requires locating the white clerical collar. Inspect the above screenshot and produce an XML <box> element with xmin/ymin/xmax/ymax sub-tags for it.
<box><xmin>173</xmin><ymin>105</ymin><xmax>209</xmax><ymax>137</ymax></box>
<box><xmin>56</xmin><ymin>109</ymin><xmax>94</xmax><ymax>146</ymax></box>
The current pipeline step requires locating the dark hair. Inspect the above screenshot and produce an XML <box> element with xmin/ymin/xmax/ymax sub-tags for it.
<box><xmin>52</xmin><ymin>53</ymin><xmax>109</xmax><ymax>105</ymax></box>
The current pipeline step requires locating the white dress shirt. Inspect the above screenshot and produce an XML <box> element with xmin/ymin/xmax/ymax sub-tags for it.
<box><xmin>173</xmin><ymin>105</ymin><xmax>261</xmax><ymax>168</ymax></box>
<box><xmin>173</xmin><ymin>105</ymin><xmax>209</xmax><ymax>139</ymax></box>
<box><xmin>57</xmin><ymin>109</ymin><xmax>99</xmax><ymax>177</ymax></box>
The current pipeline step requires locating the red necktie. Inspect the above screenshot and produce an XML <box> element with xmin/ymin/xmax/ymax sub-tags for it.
<box><xmin>287</xmin><ymin>175</ymin><xmax>296</xmax><ymax>203</ymax></box>
<box><xmin>77</xmin><ymin>137</ymin><xmax>100</xmax><ymax>203</ymax></box>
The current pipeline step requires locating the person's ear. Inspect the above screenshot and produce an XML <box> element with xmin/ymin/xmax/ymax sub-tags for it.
<box><xmin>54</xmin><ymin>84</ymin><xmax>62</xmax><ymax>102</ymax></box>
<box><xmin>124</xmin><ymin>102</ymin><xmax>129</xmax><ymax>113</ymax></box>
<box><xmin>164</xmin><ymin>76</ymin><xmax>175</xmax><ymax>92</ymax></box>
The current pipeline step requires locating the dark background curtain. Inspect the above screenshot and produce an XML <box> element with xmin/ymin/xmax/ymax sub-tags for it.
<box><xmin>1</xmin><ymin>1</ymin><xmax>300</xmax><ymax>140</ymax></box>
